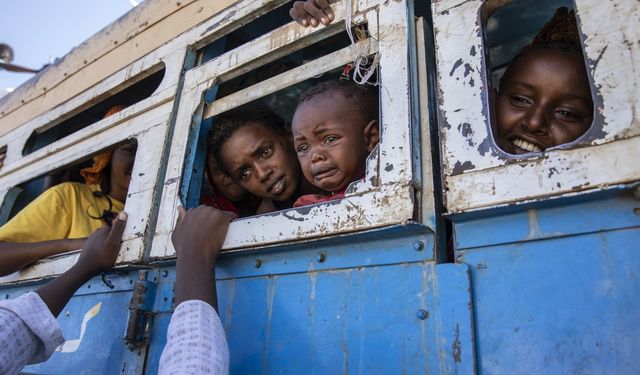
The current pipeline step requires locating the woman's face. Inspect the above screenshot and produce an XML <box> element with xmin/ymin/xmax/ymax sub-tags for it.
<box><xmin>109</xmin><ymin>140</ymin><xmax>137</xmax><ymax>202</ymax></box>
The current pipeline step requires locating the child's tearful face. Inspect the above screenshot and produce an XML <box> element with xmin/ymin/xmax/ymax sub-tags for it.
<box><xmin>495</xmin><ymin>49</ymin><xmax>593</xmax><ymax>155</ymax></box>
<box><xmin>221</xmin><ymin>124</ymin><xmax>300</xmax><ymax>202</ymax></box>
<box><xmin>292</xmin><ymin>93</ymin><xmax>378</xmax><ymax>193</ymax></box>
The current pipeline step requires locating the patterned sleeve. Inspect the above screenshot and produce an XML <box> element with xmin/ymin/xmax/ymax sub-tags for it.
<box><xmin>0</xmin><ymin>292</ymin><xmax>64</xmax><ymax>375</ymax></box>
<box><xmin>159</xmin><ymin>300</ymin><xmax>229</xmax><ymax>375</ymax></box>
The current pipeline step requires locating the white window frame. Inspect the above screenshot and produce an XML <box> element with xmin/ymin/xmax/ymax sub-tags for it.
<box><xmin>0</xmin><ymin>48</ymin><xmax>186</xmax><ymax>283</ymax></box>
<box><xmin>151</xmin><ymin>0</ymin><xmax>422</xmax><ymax>257</ymax></box>
<box><xmin>432</xmin><ymin>0</ymin><xmax>640</xmax><ymax>213</ymax></box>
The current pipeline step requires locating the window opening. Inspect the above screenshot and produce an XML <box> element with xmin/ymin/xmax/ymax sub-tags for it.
<box><xmin>22</xmin><ymin>66</ymin><xmax>164</xmax><ymax>156</ymax></box>
<box><xmin>483</xmin><ymin>0</ymin><xmax>594</xmax><ymax>156</ymax></box>
<box><xmin>2</xmin><ymin>139</ymin><xmax>138</xmax><ymax>225</ymax></box>
<box><xmin>196</xmin><ymin>2</ymin><xmax>295</xmax><ymax>66</ymax></box>
<box><xmin>183</xmin><ymin>63</ymin><xmax>380</xmax><ymax>219</ymax></box>
<box><xmin>180</xmin><ymin>28</ymin><xmax>369</xmax><ymax>212</ymax></box>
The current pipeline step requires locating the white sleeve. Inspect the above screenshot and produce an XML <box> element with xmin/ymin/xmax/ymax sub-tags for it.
<box><xmin>158</xmin><ymin>300</ymin><xmax>229</xmax><ymax>375</ymax></box>
<box><xmin>0</xmin><ymin>292</ymin><xmax>64</xmax><ymax>375</ymax></box>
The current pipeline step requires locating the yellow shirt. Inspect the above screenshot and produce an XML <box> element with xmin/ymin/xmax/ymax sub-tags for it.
<box><xmin>0</xmin><ymin>182</ymin><xmax>124</xmax><ymax>242</ymax></box>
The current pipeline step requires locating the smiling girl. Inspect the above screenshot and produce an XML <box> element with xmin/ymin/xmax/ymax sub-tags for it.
<box><xmin>494</xmin><ymin>7</ymin><xmax>593</xmax><ymax>155</ymax></box>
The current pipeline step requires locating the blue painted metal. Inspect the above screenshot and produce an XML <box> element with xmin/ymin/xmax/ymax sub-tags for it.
<box><xmin>143</xmin><ymin>228</ymin><xmax>476</xmax><ymax>374</ymax></box>
<box><xmin>455</xmin><ymin>189</ymin><xmax>640</xmax><ymax>374</ymax></box>
<box><xmin>6</xmin><ymin>271</ymin><xmax>147</xmax><ymax>374</ymax></box>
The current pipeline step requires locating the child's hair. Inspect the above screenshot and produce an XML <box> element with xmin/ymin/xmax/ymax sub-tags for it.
<box><xmin>501</xmin><ymin>7</ymin><xmax>583</xmax><ymax>88</ymax></box>
<box><xmin>208</xmin><ymin>108</ymin><xmax>287</xmax><ymax>173</ymax></box>
<box><xmin>298</xmin><ymin>80</ymin><xmax>378</xmax><ymax>122</ymax></box>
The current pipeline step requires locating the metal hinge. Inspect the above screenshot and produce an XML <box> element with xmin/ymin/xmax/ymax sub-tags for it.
<box><xmin>124</xmin><ymin>270</ymin><xmax>156</xmax><ymax>350</ymax></box>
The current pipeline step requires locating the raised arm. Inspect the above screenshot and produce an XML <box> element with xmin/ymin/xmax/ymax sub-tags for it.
<box><xmin>0</xmin><ymin>212</ymin><xmax>127</xmax><ymax>374</ymax></box>
<box><xmin>36</xmin><ymin>212</ymin><xmax>127</xmax><ymax>316</ymax></box>
<box><xmin>159</xmin><ymin>205</ymin><xmax>236</xmax><ymax>375</ymax></box>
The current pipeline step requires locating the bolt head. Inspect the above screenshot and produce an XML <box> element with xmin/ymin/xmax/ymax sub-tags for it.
<box><xmin>416</xmin><ymin>308</ymin><xmax>429</xmax><ymax>320</ymax></box>
<box><xmin>413</xmin><ymin>240</ymin><xmax>425</xmax><ymax>251</ymax></box>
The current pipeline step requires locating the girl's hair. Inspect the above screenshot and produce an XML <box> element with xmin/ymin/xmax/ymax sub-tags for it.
<box><xmin>208</xmin><ymin>108</ymin><xmax>286</xmax><ymax>174</ymax></box>
<box><xmin>500</xmin><ymin>7</ymin><xmax>583</xmax><ymax>89</ymax></box>
<box><xmin>297</xmin><ymin>80</ymin><xmax>378</xmax><ymax>123</ymax></box>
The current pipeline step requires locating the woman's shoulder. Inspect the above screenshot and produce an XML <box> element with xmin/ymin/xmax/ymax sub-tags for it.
<box><xmin>44</xmin><ymin>182</ymin><xmax>101</xmax><ymax>199</ymax></box>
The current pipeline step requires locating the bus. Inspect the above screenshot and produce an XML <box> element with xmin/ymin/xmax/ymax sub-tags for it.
<box><xmin>0</xmin><ymin>0</ymin><xmax>638</xmax><ymax>373</ymax></box>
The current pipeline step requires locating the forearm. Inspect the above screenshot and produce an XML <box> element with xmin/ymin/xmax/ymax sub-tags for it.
<box><xmin>0</xmin><ymin>239</ymin><xmax>84</xmax><ymax>276</ymax></box>
<box><xmin>0</xmin><ymin>293</ymin><xmax>65</xmax><ymax>373</ymax></box>
<box><xmin>158</xmin><ymin>300</ymin><xmax>229</xmax><ymax>375</ymax></box>
<box><xmin>174</xmin><ymin>257</ymin><xmax>218</xmax><ymax>310</ymax></box>
<box><xmin>36</xmin><ymin>263</ymin><xmax>96</xmax><ymax>317</ymax></box>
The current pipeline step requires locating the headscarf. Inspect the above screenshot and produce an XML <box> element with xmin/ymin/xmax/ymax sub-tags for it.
<box><xmin>80</xmin><ymin>105</ymin><xmax>125</xmax><ymax>185</ymax></box>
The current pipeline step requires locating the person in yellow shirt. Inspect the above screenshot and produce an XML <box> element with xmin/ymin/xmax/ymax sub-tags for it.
<box><xmin>0</xmin><ymin>107</ymin><xmax>137</xmax><ymax>276</ymax></box>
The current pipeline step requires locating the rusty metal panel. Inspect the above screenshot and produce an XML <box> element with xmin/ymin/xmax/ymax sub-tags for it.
<box><xmin>432</xmin><ymin>0</ymin><xmax>640</xmax><ymax>213</ymax></box>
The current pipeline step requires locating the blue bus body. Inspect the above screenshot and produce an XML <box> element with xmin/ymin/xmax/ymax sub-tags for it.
<box><xmin>0</xmin><ymin>0</ymin><xmax>638</xmax><ymax>373</ymax></box>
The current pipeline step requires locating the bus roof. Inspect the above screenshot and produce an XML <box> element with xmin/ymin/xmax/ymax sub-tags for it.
<box><xmin>0</xmin><ymin>0</ymin><xmax>239</xmax><ymax>137</ymax></box>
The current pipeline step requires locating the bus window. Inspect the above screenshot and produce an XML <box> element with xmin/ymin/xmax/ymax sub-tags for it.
<box><xmin>196</xmin><ymin>3</ymin><xmax>293</xmax><ymax>66</ymax></box>
<box><xmin>199</xmin><ymin>65</ymin><xmax>379</xmax><ymax>217</ymax></box>
<box><xmin>1</xmin><ymin>139</ymin><xmax>138</xmax><ymax>225</ymax></box>
<box><xmin>22</xmin><ymin>65</ymin><xmax>164</xmax><ymax>156</ymax></box>
<box><xmin>152</xmin><ymin>0</ymin><xmax>419</xmax><ymax>255</ymax></box>
<box><xmin>483</xmin><ymin>0</ymin><xmax>594</xmax><ymax>157</ymax></box>
<box><xmin>181</xmin><ymin>29</ymin><xmax>362</xmax><ymax>213</ymax></box>
<box><xmin>0</xmin><ymin>139</ymin><xmax>138</xmax><ymax>277</ymax></box>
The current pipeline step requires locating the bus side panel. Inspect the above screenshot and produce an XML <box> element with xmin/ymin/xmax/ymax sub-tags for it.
<box><xmin>457</xmin><ymin>195</ymin><xmax>640</xmax><ymax>374</ymax></box>
<box><xmin>15</xmin><ymin>273</ymin><xmax>145</xmax><ymax>374</ymax></box>
<box><xmin>143</xmin><ymin>233</ymin><xmax>476</xmax><ymax>373</ymax></box>
<box><xmin>218</xmin><ymin>262</ymin><xmax>474</xmax><ymax>374</ymax></box>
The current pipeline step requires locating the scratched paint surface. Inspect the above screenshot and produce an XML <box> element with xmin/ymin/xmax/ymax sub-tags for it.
<box><xmin>455</xmin><ymin>191</ymin><xmax>640</xmax><ymax>374</ymax></box>
<box><xmin>140</xmin><ymin>227</ymin><xmax>476</xmax><ymax>374</ymax></box>
<box><xmin>214</xmin><ymin>262</ymin><xmax>473</xmax><ymax>374</ymax></box>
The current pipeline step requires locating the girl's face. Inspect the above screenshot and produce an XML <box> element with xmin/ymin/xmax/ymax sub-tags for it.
<box><xmin>495</xmin><ymin>49</ymin><xmax>593</xmax><ymax>154</ymax></box>
<box><xmin>220</xmin><ymin>124</ymin><xmax>300</xmax><ymax>202</ymax></box>
<box><xmin>109</xmin><ymin>141</ymin><xmax>137</xmax><ymax>202</ymax></box>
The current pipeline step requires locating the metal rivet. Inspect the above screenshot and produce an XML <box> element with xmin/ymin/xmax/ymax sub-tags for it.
<box><xmin>633</xmin><ymin>207</ymin><xmax>640</xmax><ymax>215</ymax></box>
<box><xmin>316</xmin><ymin>253</ymin><xmax>326</xmax><ymax>263</ymax></box>
<box><xmin>416</xmin><ymin>309</ymin><xmax>429</xmax><ymax>320</ymax></box>
<box><xmin>255</xmin><ymin>259</ymin><xmax>262</xmax><ymax>268</ymax></box>
<box><xmin>65</xmin><ymin>310</ymin><xmax>71</xmax><ymax>317</ymax></box>
<box><xmin>162</xmin><ymin>270</ymin><xmax>169</xmax><ymax>278</ymax></box>
<box><xmin>413</xmin><ymin>240</ymin><xmax>425</xmax><ymax>251</ymax></box>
